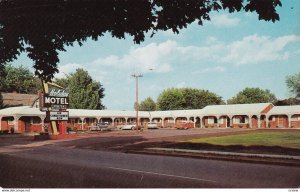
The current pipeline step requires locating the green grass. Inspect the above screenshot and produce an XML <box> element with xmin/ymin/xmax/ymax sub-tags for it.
<box><xmin>185</xmin><ymin>131</ymin><xmax>300</xmax><ymax>149</ymax></box>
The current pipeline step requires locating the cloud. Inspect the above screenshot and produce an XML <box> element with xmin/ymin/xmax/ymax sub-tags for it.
<box><xmin>59</xmin><ymin>34</ymin><xmax>300</xmax><ymax>80</ymax></box>
<box><xmin>192</xmin><ymin>66</ymin><xmax>226</xmax><ymax>74</ymax></box>
<box><xmin>221</xmin><ymin>34</ymin><xmax>300</xmax><ymax>65</ymax></box>
<box><xmin>210</xmin><ymin>14</ymin><xmax>240</xmax><ymax>27</ymax></box>
<box><xmin>91</xmin><ymin>41</ymin><xmax>178</xmax><ymax>74</ymax></box>
<box><xmin>55</xmin><ymin>63</ymin><xmax>85</xmax><ymax>78</ymax></box>
<box><xmin>176</xmin><ymin>82</ymin><xmax>186</xmax><ymax>88</ymax></box>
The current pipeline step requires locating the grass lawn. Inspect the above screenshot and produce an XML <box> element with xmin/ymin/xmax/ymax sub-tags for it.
<box><xmin>184</xmin><ymin>131</ymin><xmax>300</xmax><ymax>149</ymax></box>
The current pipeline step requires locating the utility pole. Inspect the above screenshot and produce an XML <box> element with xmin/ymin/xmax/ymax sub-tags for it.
<box><xmin>132</xmin><ymin>73</ymin><xmax>143</xmax><ymax>130</ymax></box>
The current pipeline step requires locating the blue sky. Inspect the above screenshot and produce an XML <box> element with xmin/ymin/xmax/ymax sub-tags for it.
<box><xmin>14</xmin><ymin>0</ymin><xmax>300</xmax><ymax>110</ymax></box>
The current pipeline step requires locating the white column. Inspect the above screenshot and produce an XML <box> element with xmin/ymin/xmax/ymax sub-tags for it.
<box><xmin>80</xmin><ymin>117</ymin><xmax>85</xmax><ymax>130</ymax></box>
<box><xmin>288</xmin><ymin>115</ymin><xmax>292</xmax><ymax>128</ymax></box>
<box><xmin>162</xmin><ymin>117</ymin><xmax>165</xmax><ymax>128</ymax></box>
<box><xmin>266</xmin><ymin>116</ymin><xmax>269</xmax><ymax>128</ymax></box>
<box><xmin>0</xmin><ymin>116</ymin><xmax>2</xmax><ymax>130</ymax></box>
<box><xmin>216</xmin><ymin>116</ymin><xmax>220</xmax><ymax>128</ymax></box>
<box><xmin>229</xmin><ymin>116</ymin><xmax>233</xmax><ymax>127</ymax></box>
<box><xmin>14</xmin><ymin>115</ymin><xmax>20</xmax><ymax>132</ymax></box>
<box><xmin>41</xmin><ymin>116</ymin><xmax>46</xmax><ymax>132</ymax></box>
<box><xmin>199</xmin><ymin>117</ymin><xmax>202</xmax><ymax>128</ymax></box>
<box><xmin>249</xmin><ymin>115</ymin><xmax>252</xmax><ymax>128</ymax></box>
<box><xmin>112</xmin><ymin>117</ymin><xmax>115</xmax><ymax>127</ymax></box>
<box><xmin>97</xmin><ymin>117</ymin><xmax>101</xmax><ymax>124</ymax></box>
<box><xmin>125</xmin><ymin>117</ymin><xmax>128</xmax><ymax>125</ymax></box>
<box><xmin>193</xmin><ymin>116</ymin><xmax>196</xmax><ymax>128</ymax></box>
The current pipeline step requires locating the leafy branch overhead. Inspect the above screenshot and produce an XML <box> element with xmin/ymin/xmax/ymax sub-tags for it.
<box><xmin>0</xmin><ymin>0</ymin><xmax>282</xmax><ymax>81</ymax></box>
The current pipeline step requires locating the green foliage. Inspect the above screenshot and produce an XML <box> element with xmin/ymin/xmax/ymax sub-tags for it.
<box><xmin>227</xmin><ymin>87</ymin><xmax>277</xmax><ymax>104</ymax></box>
<box><xmin>54</xmin><ymin>68</ymin><xmax>105</xmax><ymax>110</ymax></box>
<box><xmin>139</xmin><ymin>97</ymin><xmax>156</xmax><ymax>111</ymax></box>
<box><xmin>274</xmin><ymin>98</ymin><xmax>300</xmax><ymax>106</ymax></box>
<box><xmin>0</xmin><ymin>64</ymin><xmax>41</xmax><ymax>94</ymax></box>
<box><xmin>286</xmin><ymin>72</ymin><xmax>300</xmax><ymax>98</ymax></box>
<box><xmin>0</xmin><ymin>0</ymin><xmax>281</xmax><ymax>81</ymax></box>
<box><xmin>157</xmin><ymin>88</ymin><xmax>224</xmax><ymax>110</ymax></box>
<box><xmin>0</xmin><ymin>93</ymin><xmax>3</xmax><ymax>109</ymax></box>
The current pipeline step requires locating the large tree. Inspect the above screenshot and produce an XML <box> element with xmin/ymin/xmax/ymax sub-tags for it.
<box><xmin>157</xmin><ymin>88</ymin><xmax>224</xmax><ymax>110</ymax></box>
<box><xmin>227</xmin><ymin>87</ymin><xmax>277</xmax><ymax>104</ymax></box>
<box><xmin>0</xmin><ymin>93</ymin><xmax>3</xmax><ymax>109</ymax></box>
<box><xmin>54</xmin><ymin>68</ymin><xmax>105</xmax><ymax>110</ymax></box>
<box><xmin>0</xmin><ymin>0</ymin><xmax>282</xmax><ymax>81</ymax></box>
<box><xmin>138</xmin><ymin>97</ymin><xmax>157</xmax><ymax>111</ymax></box>
<box><xmin>1</xmin><ymin>64</ymin><xmax>41</xmax><ymax>94</ymax></box>
<box><xmin>286</xmin><ymin>72</ymin><xmax>300</xmax><ymax>98</ymax></box>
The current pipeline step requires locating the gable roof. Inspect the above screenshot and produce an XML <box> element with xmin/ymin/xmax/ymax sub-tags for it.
<box><xmin>1</xmin><ymin>92</ymin><xmax>38</xmax><ymax>107</ymax></box>
<box><xmin>268</xmin><ymin>105</ymin><xmax>300</xmax><ymax>115</ymax></box>
<box><xmin>201</xmin><ymin>103</ymin><xmax>272</xmax><ymax>116</ymax></box>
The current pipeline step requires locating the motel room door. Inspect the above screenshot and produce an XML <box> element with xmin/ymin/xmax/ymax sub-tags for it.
<box><xmin>278</xmin><ymin>115</ymin><xmax>285</xmax><ymax>128</ymax></box>
<box><xmin>25</xmin><ymin>119</ymin><xmax>31</xmax><ymax>132</ymax></box>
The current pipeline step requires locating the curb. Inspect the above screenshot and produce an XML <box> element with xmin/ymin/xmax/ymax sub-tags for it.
<box><xmin>134</xmin><ymin>147</ymin><xmax>300</xmax><ymax>167</ymax></box>
<box><xmin>147</xmin><ymin>147</ymin><xmax>300</xmax><ymax>160</ymax></box>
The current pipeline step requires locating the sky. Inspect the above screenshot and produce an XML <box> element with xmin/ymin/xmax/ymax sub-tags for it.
<box><xmin>13</xmin><ymin>0</ymin><xmax>300</xmax><ymax>110</ymax></box>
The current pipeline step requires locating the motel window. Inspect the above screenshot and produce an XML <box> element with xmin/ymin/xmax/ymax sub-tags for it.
<box><xmin>31</xmin><ymin>117</ymin><xmax>41</xmax><ymax>125</ymax></box>
<box><xmin>7</xmin><ymin>117</ymin><xmax>14</xmax><ymax>125</ymax></box>
<box><xmin>240</xmin><ymin>116</ymin><xmax>248</xmax><ymax>124</ymax></box>
<box><xmin>272</xmin><ymin>116</ymin><xmax>276</xmax><ymax>121</ymax></box>
<box><xmin>292</xmin><ymin>115</ymin><xmax>300</xmax><ymax>121</ymax></box>
<box><xmin>208</xmin><ymin>117</ymin><xmax>214</xmax><ymax>124</ymax></box>
<box><xmin>219</xmin><ymin>118</ymin><xmax>224</xmax><ymax>124</ymax></box>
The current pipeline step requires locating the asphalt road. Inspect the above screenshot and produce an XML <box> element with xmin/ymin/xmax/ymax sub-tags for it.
<box><xmin>0</xmin><ymin>139</ymin><xmax>299</xmax><ymax>188</ymax></box>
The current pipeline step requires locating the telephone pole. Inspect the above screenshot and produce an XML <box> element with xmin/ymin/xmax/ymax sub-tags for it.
<box><xmin>132</xmin><ymin>73</ymin><xmax>143</xmax><ymax>130</ymax></box>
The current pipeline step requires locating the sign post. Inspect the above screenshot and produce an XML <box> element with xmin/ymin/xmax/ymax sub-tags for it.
<box><xmin>41</xmin><ymin>80</ymin><xmax>69</xmax><ymax>135</ymax></box>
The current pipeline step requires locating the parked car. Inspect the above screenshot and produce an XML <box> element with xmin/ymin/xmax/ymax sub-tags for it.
<box><xmin>88</xmin><ymin>125</ymin><xmax>101</xmax><ymax>131</ymax></box>
<box><xmin>88</xmin><ymin>123</ymin><xmax>112</xmax><ymax>132</ymax></box>
<box><xmin>176</xmin><ymin>121</ymin><xmax>194</xmax><ymax>130</ymax></box>
<box><xmin>147</xmin><ymin>122</ymin><xmax>158</xmax><ymax>129</ymax></box>
<box><xmin>121</xmin><ymin>124</ymin><xmax>141</xmax><ymax>130</ymax></box>
<box><xmin>97</xmin><ymin>122</ymin><xmax>109</xmax><ymax>128</ymax></box>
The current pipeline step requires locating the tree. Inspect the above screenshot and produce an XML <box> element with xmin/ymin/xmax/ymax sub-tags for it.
<box><xmin>0</xmin><ymin>0</ymin><xmax>282</xmax><ymax>81</ymax></box>
<box><xmin>139</xmin><ymin>97</ymin><xmax>156</xmax><ymax>111</ymax></box>
<box><xmin>54</xmin><ymin>68</ymin><xmax>105</xmax><ymax>110</ymax></box>
<box><xmin>227</xmin><ymin>87</ymin><xmax>277</xmax><ymax>104</ymax></box>
<box><xmin>286</xmin><ymin>72</ymin><xmax>300</xmax><ymax>98</ymax></box>
<box><xmin>157</xmin><ymin>88</ymin><xmax>224</xmax><ymax>110</ymax></box>
<box><xmin>0</xmin><ymin>93</ymin><xmax>3</xmax><ymax>109</ymax></box>
<box><xmin>274</xmin><ymin>98</ymin><xmax>300</xmax><ymax>106</ymax></box>
<box><xmin>1</xmin><ymin>64</ymin><xmax>41</xmax><ymax>94</ymax></box>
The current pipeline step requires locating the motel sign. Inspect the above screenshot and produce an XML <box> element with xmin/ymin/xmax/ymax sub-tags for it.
<box><xmin>48</xmin><ymin>111</ymin><xmax>69</xmax><ymax>121</ymax></box>
<box><xmin>44</xmin><ymin>96</ymin><xmax>69</xmax><ymax>107</ymax></box>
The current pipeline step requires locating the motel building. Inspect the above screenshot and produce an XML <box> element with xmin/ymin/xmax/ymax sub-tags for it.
<box><xmin>0</xmin><ymin>101</ymin><xmax>300</xmax><ymax>133</ymax></box>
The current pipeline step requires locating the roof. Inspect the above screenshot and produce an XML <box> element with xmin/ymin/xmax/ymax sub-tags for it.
<box><xmin>200</xmin><ymin>103</ymin><xmax>272</xmax><ymax>116</ymax></box>
<box><xmin>268</xmin><ymin>106</ymin><xmax>300</xmax><ymax>115</ymax></box>
<box><xmin>1</xmin><ymin>92</ymin><xmax>38</xmax><ymax>107</ymax></box>
<box><xmin>0</xmin><ymin>106</ymin><xmax>44</xmax><ymax>116</ymax></box>
<box><xmin>1</xmin><ymin>103</ymin><xmax>290</xmax><ymax>119</ymax></box>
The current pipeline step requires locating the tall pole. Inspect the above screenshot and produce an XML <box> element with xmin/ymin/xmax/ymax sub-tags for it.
<box><xmin>132</xmin><ymin>73</ymin><xmax>143</xmax><ymax>130</ymax></box>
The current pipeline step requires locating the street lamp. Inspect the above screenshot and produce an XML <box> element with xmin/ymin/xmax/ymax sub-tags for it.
<box><xmin>132</xmin><ymin>73</ymin><xmax>143</xmax><ymax>130</ymax></box>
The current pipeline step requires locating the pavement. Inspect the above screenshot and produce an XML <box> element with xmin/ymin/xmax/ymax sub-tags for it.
<box><xmin>0</xmin><ymin>128</ymin><xmax>300</xmax><ymax>188</ymax></box>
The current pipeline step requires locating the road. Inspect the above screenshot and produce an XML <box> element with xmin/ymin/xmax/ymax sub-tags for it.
<box><xmin>0</xmin><ymin>136</ymin><xmax>299</xmax><ymax>188</ymax></box>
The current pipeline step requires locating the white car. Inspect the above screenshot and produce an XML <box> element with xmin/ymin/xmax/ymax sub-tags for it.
<box><xmin>121</xmin><ymin>124</ymin><xmax>135</xmax><ymax>130</ymax></box>
<box><xmin>147</xmin><ymin>122</ymin><xmax>158</xmax><ymax>129</ymax></box>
